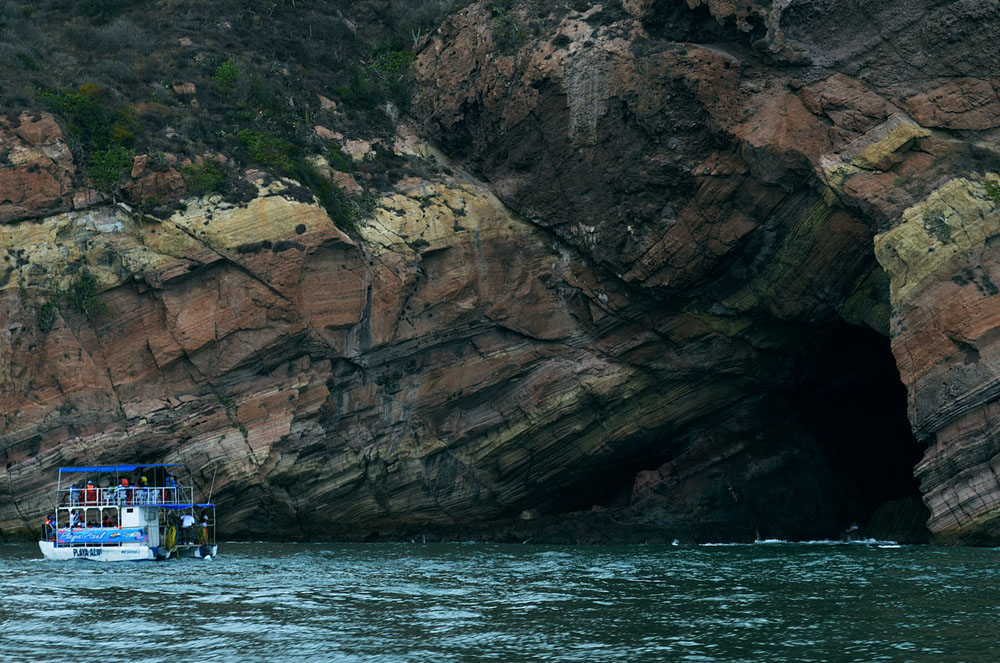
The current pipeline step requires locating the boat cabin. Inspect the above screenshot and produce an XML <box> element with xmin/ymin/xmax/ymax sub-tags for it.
<box><xmin>40</xmin><ymin>463</ymin><xmax>217</xmax><ymax>561</ymax></box>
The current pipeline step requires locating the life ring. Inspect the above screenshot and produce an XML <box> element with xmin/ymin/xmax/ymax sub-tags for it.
<box><xmin>165</xmin><ymin>526</ymin><xmax>176</xmax><ymax>549</ymax></box>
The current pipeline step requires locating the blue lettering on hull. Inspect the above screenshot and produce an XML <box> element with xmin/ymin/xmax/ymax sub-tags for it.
<box><xmin>73</xmin><ymin>548</ymin><xmax>102</xmax><ymax>558</ymax></box>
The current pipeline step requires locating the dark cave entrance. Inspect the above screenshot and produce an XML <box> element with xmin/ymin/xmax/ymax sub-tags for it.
<box><xmin>779</xmin><ymin>322</ymin><xmax>929</xmax><ymax>541</ymax></box>
<box><xmin>566</xmin><ymin>321</ymin><xmax>930</xmax><ymax>544</ymax></box>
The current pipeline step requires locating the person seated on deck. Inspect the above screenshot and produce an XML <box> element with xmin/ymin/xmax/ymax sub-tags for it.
<box><xmin>102</xmin><ymin>513</ymin><xmax>112</xmax><ymax>528</ymax></box>
<box><xmin>180</xmin><ymin>512</ymin><xmax>196</xmax><ymax>544</ymax></box>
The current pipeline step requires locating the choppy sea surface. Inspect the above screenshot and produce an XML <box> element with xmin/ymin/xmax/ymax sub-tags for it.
<box><xmin>1</xmin><ymin>540</ymin><xmax>998</xmax><ymax>662</ymax></box>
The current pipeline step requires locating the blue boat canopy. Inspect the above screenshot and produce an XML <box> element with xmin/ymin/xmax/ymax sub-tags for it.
<box><xmin>58</xmin><ymin>464</ymin><xmax>184</xmax><ymax>473</ymax></box>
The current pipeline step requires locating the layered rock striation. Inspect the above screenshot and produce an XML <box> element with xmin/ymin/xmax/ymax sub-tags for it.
<box><xmin>411</xmin><ymin>0</ymin><xmax>1000</xmax><ymax>542</ymax></box>
<box><xmin>3</xmin><ymin>0</ymin><xmax>1000</xmax><ymax>543</ymax></box>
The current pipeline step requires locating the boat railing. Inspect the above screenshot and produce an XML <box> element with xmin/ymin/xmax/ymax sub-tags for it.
<box><xmin>57</xmin><ymin>485</ymin><xmax>194</xmax><ymax>507</ymax></box>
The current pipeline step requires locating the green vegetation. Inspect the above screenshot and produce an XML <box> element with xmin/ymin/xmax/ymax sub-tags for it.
<box><xmin>236</xmin><ymin>127</ymin><xmax>358</xmax><ymax>228</ymax></box>
<box><xmin>36</xmin><ymin>301</ymin><xmax>57</xmax><ymax>333</ymax></box>
<box><xmin>213</xmin><ymin>58</ymin><xmax>241</xmax><ymax>95</ymax></box>
<box><xmin>35</xmin><ymin>270</ymin><xmax>110</xmax><ymax>333</ymax></box>
<box><xmin>294</xmin><ymin>158</ymin><xmax>357</xmax><ymax>230</ymax></box>
<box><xmin>238</xmin><ymin>129</ymin><xmax>296</xmax><ymax>173</ymax></box>
<box><xmin>180</xmin><ymin>161</ymin><xmax>226</xmax><ymax>197</ymax></box>
<box><xmin>39</xmin><ymin>84</ymin><xmax>137</xmax><ymax>195</ymax></box>
<box><xmin>77</xmin><ymin>0</ymin><xmax>142</xmax><ymax>20</ymax></box>
<box><xmin>334</xmin><ymin>66</ymin><xmax>380</xmax><ymax>110</ymax></box>
<box><xmin>64</xmin><ymin>271</ymin><xmax>110</xmax><ymax>318</ymax></box>
<box><xmin>984</xmin><ymin>181</ymin><xmax>1000</xmax><ymax>206</ymax></box>
<box><xmin>370</xmin><ymin>47</ymin><xmax>418</xmax><ymax>110</ymax></box>
<box><xmin>327</xmin><ymin>146</ymin><xmax>354</xmax><ymax>173</ymax></box>
<box><xmin>0</xmin><ymin>0</ymin><xmax>473</xmax><ymax>229</ymax></box>
<box><xmin>87</xmin><ymin>144</ymin><xmax>134</xmax><ymax>192</ymax></box>
<box><xmin>922</xmin><ymin>209</ymin><xmax>952</xmax><ymax>243</ymax></box>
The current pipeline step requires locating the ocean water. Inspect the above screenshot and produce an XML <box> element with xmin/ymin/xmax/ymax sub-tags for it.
<box><xmin>0</xmin><ymin>540</ymin><xmax>997</xmax><ymax>662</ymax></box>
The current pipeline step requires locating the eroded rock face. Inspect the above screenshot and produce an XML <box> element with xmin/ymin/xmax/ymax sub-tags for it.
<box><xmin>0</xmin><ymin>128</ymin><xmax>919</xmax><ymax>542</ymax></box>
<box><xmin>409</xmin><ymin>0</ymin><xmax>1000</xmax><ymax>542</ymax></box>
<box><xmin>875</xmin><ymin>176</ymin><xmax>1000</xmax><ymax>543</ymax></box>
<box><xmin>3</xmin><ymin>0</ymin><xmax>1000</xmax><ymax>543</ymax></box>
<box><xmin>0</xmin><ymin>113</ymin><xmax>77</xmax><ymax>223</ymax></box>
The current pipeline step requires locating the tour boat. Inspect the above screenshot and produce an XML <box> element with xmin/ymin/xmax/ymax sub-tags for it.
<box><xmin>38</xmin><ymin>464</ymin><xmax>218</xmax><ymax>562</ymax></box>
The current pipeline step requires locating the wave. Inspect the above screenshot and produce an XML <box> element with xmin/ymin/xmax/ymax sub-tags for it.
<box><xmin>697</xmin><ymin>538</ymin><xmax>901</xmax><ymax>547</ymax></box>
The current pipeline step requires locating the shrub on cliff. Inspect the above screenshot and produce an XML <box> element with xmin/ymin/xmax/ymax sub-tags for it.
<box><xmin>87</xmin><ymin>144</ymin><xmax>134</xmax><ymax>193</ymax></box>
<box><xmin>237</xmin><ymin>129</ymin><xmax>297</xmax><ymax>173</ymax></box>
<box><xmin>36</xmin><ymin>301</ymin><xmax>57</xmax><ymax>334</ymax></box>
<box><xmin>370</xmin><ymin>46</ymin><xmax>418</xmax><ymax>111</ymax></box>
<box><xmin>35</xmin><ymin>270</ymin><xmax>110</xmax><ymax>333</ymax></box>
<box><xmin>213</xmin><ymin>58</ymin><xmax>242</xmax><ymax>96</ymax></box>
<box><xmin>180</xmin><ymin>161</ymin><xmax>227</xmax><ymax>197</ymax></box>
<box><xmin>64</xmin><ymin>271</ymin><xmax>109</xmax><ymax>319</ymax></box>
<box><xmin>40</xmin><ymin>83</ymin><xmax>140</xmax><ymax>195</ymax></box>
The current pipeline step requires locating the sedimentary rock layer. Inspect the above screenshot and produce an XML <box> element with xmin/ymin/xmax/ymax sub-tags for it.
<box><xmin>3</xmin><ymin>0</ymin><xmax>1000</xmax><ymax>543</ymax></box>
<box><xmin>411</xmin><ymin>0</ymin><xmax>1000</xmax><ymax>541</ymax></box>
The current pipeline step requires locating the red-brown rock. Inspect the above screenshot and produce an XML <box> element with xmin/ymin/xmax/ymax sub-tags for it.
<box><xmin>0</xmin><ymin>112</ymin><xmax>76</xmax><ymax>222</ymax></box>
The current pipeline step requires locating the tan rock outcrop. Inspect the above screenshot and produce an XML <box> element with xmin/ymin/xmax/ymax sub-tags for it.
<box><xmin>875</xmin><ymin>176</ymin><xmax>1000</xmax><ymax>542</ymax></box>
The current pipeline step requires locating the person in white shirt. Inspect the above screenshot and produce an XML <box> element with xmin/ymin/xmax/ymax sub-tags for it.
<box><xmin>180</xmin><ymin>513</ymin><xmax>196</xmax><ymax>543</ymax></box>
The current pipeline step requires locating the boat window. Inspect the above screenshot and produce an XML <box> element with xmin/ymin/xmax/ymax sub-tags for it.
<box><xmin>126</xmin><ymin>508</ymin><xmax>134</xmax><ymax>513</ymax></box>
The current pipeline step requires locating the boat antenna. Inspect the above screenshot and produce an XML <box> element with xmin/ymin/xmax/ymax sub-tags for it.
<box><xmin>207</xmin><ymin>462</ymin><xmax>218</xmax><ymax>505</ymax></box>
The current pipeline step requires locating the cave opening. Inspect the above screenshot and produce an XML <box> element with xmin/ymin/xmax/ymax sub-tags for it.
<box><xmin>780</xmin><ymin>322</ymin><xmax>930</xmax><ymax>542</ymax></box>
<box><xmin>563</xmin><ymin>321</ymin><xmax>930</xmax><ymax>543</ymax></box>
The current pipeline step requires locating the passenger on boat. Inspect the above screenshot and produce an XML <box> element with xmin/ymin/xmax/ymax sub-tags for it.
<box><xmin>102</xmin><ymin>513</ymin><xmax>112</xmax><ymax>528</ymax></box>
<box><xmin>84</xmin><ymin>480</ymin><xmax>97</xmax><ymax>505</ymax></box>
<box><xmin>43</xmin><ymin>515</ymin><xmax>56</xmax><ymax>540</ymax></box>
<box><xmin>70</xmin><ymin>510</ymin><xmax>83</xmax><ymax>528</ymax></box>
<box><xmin>69</xmin><ymin>483</ymin><xmax>80</xmax><ymax>506</ymax></box>
<box><xmin>196</xmin><ymin>515</ymin><xmax>209</xmax><ymax>544</ymax></box>
<box><xmin>180</xmin><ymin>513</ymin><xmax>196</xmax><ymax>544</ymax></box>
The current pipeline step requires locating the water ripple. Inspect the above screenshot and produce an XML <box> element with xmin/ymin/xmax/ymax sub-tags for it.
<box><xmin>1</xmin><ymin>542</ymin><xmax>999</xmax><ymax>662</ymax></box>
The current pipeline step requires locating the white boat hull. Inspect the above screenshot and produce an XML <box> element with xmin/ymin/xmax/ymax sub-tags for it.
<box><xmin>38</xmin><ymin>541</ymin><xmax>218</xmax><ymax>561</ymax></box>
<box><xmin>38</xmin><ymin>541</ymin><xmax>156</xmax><ymax>561</ymax></box>
<box><xmin>177</xmin><ymin>544</ymin><xmax>218</xmax><ymax>559</ymax></box>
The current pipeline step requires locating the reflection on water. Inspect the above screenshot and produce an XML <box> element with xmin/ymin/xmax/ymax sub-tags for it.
<box><xmin>0</xmin><ymin>541</ymin><xmax>998</xmax><ymax>662</ymax></box>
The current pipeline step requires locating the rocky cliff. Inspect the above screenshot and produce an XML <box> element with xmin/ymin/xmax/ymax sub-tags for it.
<box><xmin>2</xmin><ymin>0</ymin><xmax>1000</xmax><ymax>543</ymax></box>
